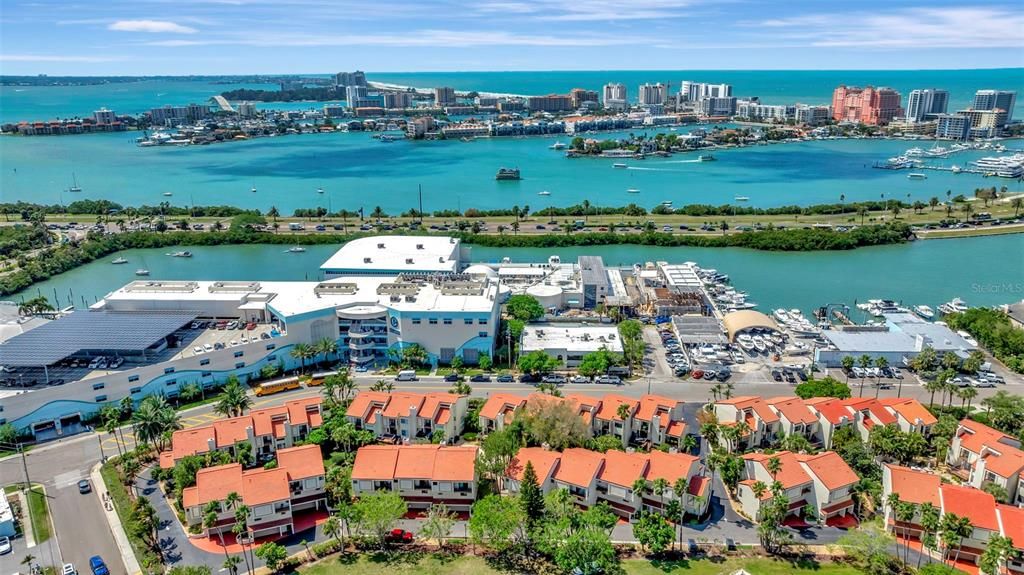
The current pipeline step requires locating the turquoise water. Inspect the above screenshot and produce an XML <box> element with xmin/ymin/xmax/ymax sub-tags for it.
<box><xmin>13</xmin><ymin>235</ymin><xmax>1024</xmax><ymax>314</ymax></box>
<box><xmin>3</xmin><ymin>130</ymin><xmax>1021</xmax><ymax>213</ymax></box>
<box><xmin>2</xmin><ymin>70</ymin><xmax>1021</xmax><ymax>123</ymax></box>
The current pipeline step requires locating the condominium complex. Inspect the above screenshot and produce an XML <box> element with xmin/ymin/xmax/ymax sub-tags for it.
<box><xmin>602</xmin><ymin>83</ymin><xmax>627</xmax><ymax>110</ymax></box>
<box><xmin>527</xmin><ymin>94</ymin><xmax>574</xmax><ymax>112</ymax></box>
<box><xmin>504</xmin><ymin>447</ymin><xmax>710</xmax><ymax>521</ymax></box>
<box><xmin>638</xmin><ymin>83</ymin><xmax>668</xmax><ymax>106</ymax></box>
<box><xmin>935</xmin><ymin>113</ymin><xmax>972</xmax><ymax>140</ymax></box>
<box><xmin>344</xmin><ymin>85</ymin><xmax>368</xmax><ymax>105</ymax></box>
<box><xmin>973</xmin><ymin>89</ymin><xmax>1017</xmax><ymax>123</ymax></box>
<box><xmin>737</xmin><ymin>450</ymin><xmax>859</xmax><ymax>525</ymax></box>
<box><xmin>351</xmin><ymin>444</ymin><xmax>479</xmax><ymax>512</ymax></box>
<box><xmin>334</xmin><ymin>71</ymin><xmax>367</xmax><ymax>87</ymax></box>
<box><xmin>831</xmin><ymin>85</ymin><xmax>903</xmax><ymax>125</ymax></box>
<box><xmin>149</xmin><ymin>103</ymin><xmax>210</xmax><ymax>126</ymax></box>
<box><xmin>345</xmin><ymin>391</ymin><xmax>468</xmax><ymax>441</ymax></box>
<box><xmin>904</xmin><ymin>89</ymin><xmax>949</xmax><ymax>122</ymax></box>
<box><xmin>679</xmin><ymin>81</ymin><xmax>733</xmax><ymax>102</ymax></box>
<box><xmin>382</xmin><ymin>92</ymin><xmax>414</xmax><ymax>109</ymax></box>
<box><xmin>569</xmin><ymin>88</ymin><xmax>599</xmax><ymax>109</ymax></box>
<box><xmin>434</xmin><ymin>87</ymin><xmax>457</xmax><ymax>106</ymax></box>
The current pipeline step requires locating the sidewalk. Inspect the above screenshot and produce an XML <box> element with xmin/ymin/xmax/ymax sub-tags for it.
<box><xmin>92</xmin><ymin>463</ymin><xmax>143</xmax><ymax>575</ymax></box>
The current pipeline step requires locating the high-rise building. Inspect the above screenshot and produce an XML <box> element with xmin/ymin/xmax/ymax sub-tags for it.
<box><xmin>602</xmin><ymin>83</ymin><xmax>627</xmax><ymax>110</ymax></box>
<box><xmin>382</xmin><ymin>92</ymin><xmax>414</xmax><ymax>109</ymax></box>
<box><xmin>236</xmin><ymin>102</ymin><xmax>257</xmax><ymax>118</ymax></box>
<box><xmin>334</xmin><ymin>71</ymin><xmax>367</xmax><ymax>87</ymax></box>
<box><xmin>526</xmin><ymin>94</ymin><xmax>573</xmax><ymax>112</ymax></box>
<box><xmin>699</xmin><ymin>97</ymin><xmax>737</xmax><ymax>117</ymax></box>
<box><xmin>935</xmin><ymin>113</ymin><xmax>971</xmax><ymax>140</ymax></box>
<box><xmin>794</xmin><ymin>104</ymin><xmax>832</xmax><ymax>126</ymax></box>
<box><xmin>345</xmin><ymin>85</ymin><xmax>368</xmax><ymax>106</ymax></box>
<box><xmin>831</xmin><ymin>85</ymin><xmax>902</xmax><ymax>126</ymax></box>
<box><xmin>434</xmin><ymin>87</ymin><xmax>457</xmax><ymax>106</ymax></box>
<box><xmin>93</xmin><ymin>108</ymin><xmax>117</xmax><ymax>124</ymax></box>
<box><xmin>679</xmin><ymin>81</ymin><xmax>732</xmax><ymax>102</ymax></box>
<box><xmin>149</xmin><ymin>103</ymin><xmax>209</xmax><ymax>125</ymax></box>
<box><xmin>972</xmin><ymin>90</ymin><xmax>1016</xmax><ymax>124</ymax></box>
<box><xmin>904</xmin><ymin>89</ymin><xmax>949</xmax><ymax>122</ymax></box>
<box><xmin>569</xmin><ymin>88</ymin><xmax>599</xmax><ymax>109</ymax></box>
<box><xmin>960</xmin><ymin>109</ymin><xmax>1008</xmax><ymax>138</ymax></box>
<box><xmin>638</xmin><ymin>83</ymin><xmax>668</xmax><ymax>106</ymax></box>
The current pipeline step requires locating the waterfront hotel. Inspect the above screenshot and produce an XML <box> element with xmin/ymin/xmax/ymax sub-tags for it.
<box><xmin>0</xmin><ymin>237</ymin><xmax>500</xmax><ymax>439</ymax></box>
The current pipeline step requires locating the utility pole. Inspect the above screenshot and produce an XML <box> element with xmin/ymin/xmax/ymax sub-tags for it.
<box><xmin>418</xmin><ymin>184</ymin><xmax>424</xmax><ymax>226</ymax></box>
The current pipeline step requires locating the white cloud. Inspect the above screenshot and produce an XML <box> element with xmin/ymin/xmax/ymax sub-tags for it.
<box><xmin>144</xmin><ymin>29</ymin><xmax>633</xmax><ymax>48</ymax></box>
<box><xmin>108</xmin><ymin>20</ymin><xmax>198</xmax><ymax>34</ymax></box>
<box><xmin>748</xmin><ymin>7</ymin><xmax>1024</xmax><ymax>49</ymax></box>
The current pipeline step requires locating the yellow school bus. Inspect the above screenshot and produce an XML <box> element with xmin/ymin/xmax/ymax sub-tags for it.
<box><xmin>304</xmin><ymin>370</ymin><xmax>339</xmax><ymax>387</ymax></box>
<box><xmin>254</xmin><ymin>377</ymin><xmax>301</xmax><ymax>397</ymax></box>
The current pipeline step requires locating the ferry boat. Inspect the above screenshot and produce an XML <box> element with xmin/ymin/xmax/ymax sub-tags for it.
<box><xmin>907</xmin><ymin>173</ymin><xmax>927</xmax><ymax>180</ymax></box>
<box><xmin>549</xmin><ymin>142</ymin><xmax>567</xmax><ymax>150</ymax></box>
<box><xmin>913</xmin><ymin>305</ymin><xmax>935</xmax><ymax>319</ymax></box>
<box><xmin>537</xmin><ymin>190</ymin><xmax>551</xmax><ymax>196</ymax></box>
<box><xmin>111</xmin><ymin>257</ymin><xmax>128</xmax><ymax>265</ymax></box>
<box><xmin>495</xmin><ymin>167</ymin><xmax>521</xmax><ymax>181</ymax></box>
<box><xmin>627</xmin><ymin>188</ymin><xmax>640</xmax><ymax>194</ymax></box>
<box><xmin>286</xmin><ymin>246</ymin><xmax>306</xmax><ymax>253</ymax></box>
<box><xmin>168</xmin><ymin>251</ymin><xmax>193</xmax><ymax>258</ymax></box>
<box><xmin>135</xmin><ymin>269</ymin><xmax>150</xmax><ymax>276</ymax></box>
<box><xmin>69</xmin><ymin>173</ymin><xmax>82</xmax><ymax>193</ymax></box>
<box><xmin>697</xmin><ymin>154</ymin><xmax>716</xmax><ymax>162</ymax></box>
<box><xmin>612</xmin><ymin>163</ymin><xmax>628</xmax><ymax>169</ymax></box>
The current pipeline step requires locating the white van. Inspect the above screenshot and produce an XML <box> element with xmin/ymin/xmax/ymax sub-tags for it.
<box><xmin>395</xmin><ymin>370</ymin><xmax>418</xmax><ymax>382</ymax></box>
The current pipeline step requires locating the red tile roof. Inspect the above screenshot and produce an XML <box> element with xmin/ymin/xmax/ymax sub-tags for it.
<box><xmin>242</xmin><ymin>468</ymin><xmax>291</xmax><ymax>506</ymax></box>
<box><xmin>885</xmin><ymin>464</ymin><xmax>940</xmax><ymax>506</ymax></box>
<box><xmin>941</xmin><ymin>484</ymin><xmax>999</xmax><ymax>531</ymax></box>
<box><xmin>804</xmin><ymin>398</ymin><xmax>853</xmax><ymax>425</ymax></box>
<box><xmin>598</xmin><ymin>450</ymin><xmax>649</xmax><ymax>488</ymax></box>
<box><xmin>275</xmin><ymin>444</ymin><xmax>325</xmax><ymax>480</ymax></box>
<box><xmin>382</xmin><ymin>392</ymin><xmax>426</xmax><ymax>418</ymax></box>
<box><xmin>507</xmin><ymin>447</ymin><xmax>561</xmax><ymax>482</ymax></box>
<box><xmin>956</xmin><ymin>419</ymin><xmax>1024</xmax><ymax>479</ymax></box>
<box><xmin>997</xmin><ymin>505</ymin><xmax>1024</xmax><ymax>550</ymax></box>
<box><xmin>346</xmin><ymin>391</ymin><xmax>391</xmax><ymax>419</ymax></box>
<box><xmin>635</xmin><ymin>395</ymin><xmax>682</xmax><ymax>425</ymax></box>
<box><xmin>479</xmin><ymin>394</ymin><xmax>526</xmax><ymax>420</ymax></box>
<box><xmin>795</xmin><ymin>452</ymin><xmax>859</xmax><ymax>490</ymax></box>
<box><xmin>743</xmin><ymin>451</ymin><xmax>811</xmax><ymax>489</ymax></box>
<box><xmin>879</xmin><ymin>398</ymin><xmax>937</xmax><ymax>426</ymax></box>
<box><xmin>645</xmin><ymin>450</ymin><xmax>699</xmax><ymax>485</ymax></box>
<box><xmin>594</xmin><ymin>394</ymin><xmax>638</xmax><ymax>421</ymax></box>
<box><xmin>766</xmin><ymin>397</ymin><xmax>819</xmax><ymax>425</ymax></box>
<box><xmin>352</xmin><ymin>445</ymin><xmax>478</xmax><ymax>483</ymax></box>
<box><xmin>553</xmin><ymin>448</ymin><xmax>605</xmax><ymax>488</ymax></box>
<box><xmin>718</xmin><ymin>396</ymin><xmax>780</xmax><ymax>424</ymax></box>
<box><xmin>194</xmin><ymin>463</ymin><xmax>244</xmax><ymax>508</ymax></box>
<box><xmin>352</xmin><ymin>445</ymin><xmax>401</xmax><ymax>480</ymax></box>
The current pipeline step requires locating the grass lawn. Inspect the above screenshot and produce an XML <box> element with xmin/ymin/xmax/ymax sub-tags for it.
<box><xmin>300</xmin><ymin>553</ymin><xmax>863</xmax><ymax>575</ymax></box>
<box><xmin>3</xmin><ymin>483</ymin><xmax>52</xmax><ymax>543</ymax></box>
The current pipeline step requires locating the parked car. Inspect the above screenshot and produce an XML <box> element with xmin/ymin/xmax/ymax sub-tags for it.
<box><xmin>62</xmin><ymin>563</ymin><xmax>77</xmax><ymax>575</ymax></box>
<box><xmin>470</xmin><ymin>374</ymin><xmax>491</xmax><ymax>383</ymax></box>
<box><xmin>385</xmin><ymin>529</ymin><xmax>414</xmax><ymax>544</ymax></box>
<box><xmin>571</xmin><ymin>375</ymin><xmax>591</xmax><ymax>384</ymax></box>
<box><xmin>89</xmin><ymin>556</ymin><xmax>109</xmax><ymax>575</ymax></box>
<box><xmin>443</xmin><ymin>373</ymin><xmax>464</xmax><ymax>382</ymax></box>
<box><xmin>78</xmin><ymin>479</ymin><xmax>92</xmax><ymax>494</ymax></box>
<box><xmin>519</xmin><ymin>373</ymin><xmax>540</xmax><ymax>383</ymax></box>
<box><xmin>771</xmin><ymin>370</ymin><xmax>783</xmax><ymax>382</ymax></box>
<box><xmin>496</xmin><ymin>374</ymin><xmax>515</xmax><ymax>383</ymax></box>
<box><xmin>596</xmin><ymin>375</ymin><xmax>622</xmax><ymax>385</ymax></box>
<box><xmin>0</xmin><ymin>536</ymin><xmax>11</xmax><ymax>555</ymax></box>
<box><xmin>542</xmin><ymin>374</ymin><xmax>567</xmax><ymax>384</ymax></box>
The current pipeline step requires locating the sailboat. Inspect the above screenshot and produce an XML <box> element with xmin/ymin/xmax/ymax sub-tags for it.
<box><xmin>317</xmin><ymin>187</ymin><xmax>324</xmax><ymax>194</ymax></box>
<box><xmin>69</xmin><ymin>173</ymin><xmax>82</xmax><ymax>193</ymax></box>
<box><xmin>251</xmin><ymin>181</ymin><xmax>257</xmax><ymax>193</ymax></box>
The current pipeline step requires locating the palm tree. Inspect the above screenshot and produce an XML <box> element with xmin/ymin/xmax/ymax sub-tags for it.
<box><xmin>957</xmin><ymin>386</ymin><xmax>978</xmax><ymax>410</ymax></box>
<box><xmin>857</xmin><ymin>355</ymin><xmax>873</xmax><ymax>397</ymax></box>
<box><xmin>1013</xmin><ymin>197</ymin><xmax>1023</xmax><ymax>217</ymax></box>
<box><xmin>653</xmin><ymin>477</ymin><xmax>670</xmax><ymax>516</ymax></box>
<box><xmin>315</xmin><ymin>338</ymin><xmax>339</xmax><ymax>368</ymax></box>
<box><xmin>324</xmin><ymin>514</ymin><xmax>343</xmax><ymax>548</ymax></box>
<box><xmin>131</xmin><ymin>395</ymin><xmax>180</xmax><ymax>451</ymax></box>
<box><xmin>631</xmin><ymin>477</ymin><xmax>647</xmax><ymax>505</ymax></box>
<box><xmin>680</xmin><ymin>434</ymin><xmax>698</xmax><ymax>455</ymax></box>
<box><xmin>204</xmin><ymin>501</ymin><xmax>231</xmax><ymax>561</ymax></box>
<box><xmin>215</xmin><ymin>378</ymin><xmax>252</xmax><ymax>417</ymax></box>
<box><xmin>291</xmin><ymin>342</ymin><xmax>314</xmax><ymax>373</ymax></box>
<box><xmin>766</xmin><ymin>456</ymin><xmax>782</xmax><ymax>481</ymax></box>
<box><xmin>897</xmin><ymin>502</ymin><xmax>917</xmax><ymax>566</ymax></box>
<box><xmin>223</xmin><ymin>556</ymin><xmax>242</xmax><ymax>575</ymax></box>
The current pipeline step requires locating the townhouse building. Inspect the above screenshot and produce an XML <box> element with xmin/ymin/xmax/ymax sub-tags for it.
<box><xmin>737</xmin><ymin>451</ymin><xmax>859</xmax><ymax>526</ymax></box>
<box><xmin>504</xmin><ymin>447</ymin><xmax>709</xmax><ymax>521</ymax></box>
<box><xmin>882</xmin><ymin>464</ymin><xmax>1024</xmax><ymax>571</ymax></box>
<box><xmin>159</xmin><ymin>397</ymin><xmax>324</xmax><ymax>468</ymax></box>
<box><xmin>351</xmin><ymin>444</ymin><xmax>479</xmax><ymax>512</ymax></box>
<box><xmin>345</xmin><ymin>391</ymin><xmax>468</xmax><ymax>441</ymax></box>
<box><xmin>947</xmin><ymin>419</ymin><xmax>1024</xmax><ymax>506</ymax></box>
<box><xmin>477</xmin><ymin>392</ymin><xmax>687</xmax><ymax>448</ymax></box>
<box><xmin>182</xmin><ymin>444</ymin><xmax>327</xmax><ymax>539</ymax></box>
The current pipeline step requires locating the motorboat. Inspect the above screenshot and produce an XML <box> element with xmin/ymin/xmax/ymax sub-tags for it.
<box><xmin>736</xmin><ymin>334</ymin><xmax>756</xmax><ymax>352</ymax></box>
<box><xmin>163</xmin><ymin>192</ymin><xmax>173</xmax><ymax>196</ymax></box>
<box><xmin>938</xmin><ymin>298</ymin><xmax>969</xmax><ymax>315</ymax></box>
<box><xmin>951</xmin><ymin>166</ymin><xmax>962</xmax><ymax>174</ymax></box>
<box><xmin>111</xmin><ymin>257</ymin><xmax>128</xmax><ymax>265</ymax></box>
<box><xmin>913</xmin><ymin>305</ymin><xmax>935</xmax><ymax>319</ymax></box>
<box><xmin>752</xmin><ymin>336</ymin><xmax>768</xmax><ymax>353</ymax></box>
<box><xmin>612</xmin><ymin>163</ymin><xmax>628</xmax><ymax>169</ymax></box>
<box><xmin>135</xmin><ymin>269</ymin><xmax>150</xmax><ymax>276</ymax></box>
<box><xmin>907</xmin><ymin>173</ymin><xmax>927</xmax><ymax>180</ymax></box>
<box><xmin>537</xmin><ymin>190</ymin><xmax>551</xmax><ymax>196</ymax></box>
<box><xmin>549</xmin><ymin>142</ymin><xmax>567</xmax><ymax>150</ymax></box>
<box><xmin>168</xmin><ymin>251</ymin><xmax>192</xmax><ymax>258</ymax></box>
<box><xmin>734</xmin><ymin>196</ymin><xmax>750</xmax><ymax>201</ymax></box>
<box><xmin>773</xmin><ymin>309</ymin><xmax>791</xmax><ymax>322</ymax></box>
<box><xmin>698</xmin><ymin>154</ymin><xmax>716</xmax><ymax>162</ymax></box>
<box><xmin>317</xmin><ymin>187</ymin><xmax>325</xmax><ymax>194</ymax></box>
<box><xmin>627</xmin><ymin>188</ymin><xmax>640</xmax><ymax>194</ymax></box>
<box><xmin>286</xmin><ymin>246</ymin><xmax>306</xmax><ymax>253</ymax></box>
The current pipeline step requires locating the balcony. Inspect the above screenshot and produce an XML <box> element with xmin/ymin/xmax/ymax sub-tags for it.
<box><xmin>349</xmin><ymin>340</ymin><xmax>380</xmax><ymax>351</ymax></box>
<box><xmin>352</xmin><ymin>354</ymin><xmax>376</xmax><ymax>364</ymax></box>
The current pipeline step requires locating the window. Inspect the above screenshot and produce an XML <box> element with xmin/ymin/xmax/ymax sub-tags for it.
<box><xmin>429</xmin><ymin>318</ymin><xmax>438</xmax><ymax>325</ymax></box>
<box><xmin>95</xmin><ymin>395</ymin><xmax>108</xmax><ymax>402</ymax></box>
<box><xmin>414</xmin><ymin>479</ymin><xmax>430</xmax><ymax>490</ymax></box>
<box><xmin>92</xmin><ymin>383</ymin><xmax>105</xmax><ymax>390</ymax></box>
<box><xmin>268</xmin><ymin>355</ymin><xmax>276</xmax><ymax>362</ymax></box>
<box><xmin>478</xmin><ymin>318</ymin><xmax>488</xmax><ymax>325</ymax></box>
<box><xmin>163</xmin><ymin>367</ymin><xmax>175</xmax><ymax>374</ymax></box>
<box><xmin>165</xmin><ymin>379</ymin><xmax>177</xmax><ymax>387</ymax></box>
<box><xmin>234</xmin><ymin>351</ymin><xmax>244</xmax><ymax>358</ymax></box>
<box><xmin>127</xmin><ymin>375</ymin><xmax>140</xmax><ymax>383</ymax></box>
<box><xmin>479</xmin><ymin>331</ymin><xmax>488</xmax><ymax>338</ymax></box>
<box><xmin>412</xmin><ymin>318</ymin><xmax>421</xmax><ymax>325</ymax></box>
<box><xmin>464</xmin><ymin>318</ymin><xmax>473</xmax><ymax>325</ymax></box>
<box><xmin>235</xmin><ymin>362</ymin><xmax>245</xmax><ymax>369</ymax></box>
<box><xmin>453</xmin><ymin>481</ymin><xmax>471</xmax><ymax>493</ymax></box>
<box><xmin>129</xmin><ymin>387</ymin><xmax>142</xmax><ymax>394</ymax></box>
<box><xmin>201</xmin><ymin>372</ymin><xmax>212</xmax><ymax>377</ymax></box>
<box><xmin>266</xmin><ymin>344</ymin><xmax>276</xmax><ymax>351</ymax></box>
<box><xmin>443</xmin><ymin>318</ymin><xmax>452</xmax><ymax>325</ymax></box>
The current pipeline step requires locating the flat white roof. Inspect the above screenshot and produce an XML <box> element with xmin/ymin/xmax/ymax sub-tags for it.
<box><xmin>522</xmin><ymin>325</ymin><xmax>623</xmax><ymax>353</ymax></box>
<box><xmin>320</xmin><ymin>236</ymin><xmax>462</xmax><ymax>273</ymax></box>
<box><xmin>102</xmin><ymin>276</ymin><xmax>498</xmax><ymax>319</ymax></box>
<box><xmin>660</xmin><ymin>263</ymin><xmax>702</xmax><ymax>288</ymax></box>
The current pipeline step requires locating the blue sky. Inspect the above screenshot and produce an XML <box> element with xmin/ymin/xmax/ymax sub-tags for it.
<box><xmin>1</xmin><ymin>0</ymin><xmax>1022</xmax><ymax>75</ymax></box>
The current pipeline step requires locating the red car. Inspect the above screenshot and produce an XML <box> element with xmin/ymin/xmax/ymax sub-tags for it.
<box><xmin>691</xmin><ymin>369</ymin><xmax>704</xmax><ymax>379</ymax></box>
<box><xmin>246</xmin><ymin>322</ymin><xmax>256</xmax><ymax>330</ymax></box>
<box><xmin>385</xmin><ymin>529</ymin><xmax>414</xmax><ymax>544</ymax></box>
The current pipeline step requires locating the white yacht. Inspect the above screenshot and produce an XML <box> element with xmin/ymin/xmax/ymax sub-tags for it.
<box><xmin>612</xmin><ymin>163</ymin><xmax>628</xmax><ymax>169</ymax></box>
<box><xmin>111</xmin><ymin>257</ymin><xmax>128</xmax><ymax>265</ymax></box>
<box><xmin>752</xmin><ymin>336</ymin><xmax>768</xmax><ymax>353</ymax></box>
<box><xmin>549</xmin><ymin>142</ymin><xmax>567</xmax><ymax>150</ymax></box>
<box><xmin>736</xmin><ymin>334</ymin><xmax>756</xmax><ymax>352</ymax></box>
<box><xmin>773</xmin><ymin>309</ymin><xmax>791</xmax><ymax>323</ymax></box>
<box><xmin>907</xmin><ymin>173</ymin><xmax>927</xmax><ymax>180</ymax></box>
<box><xmin>68</xmin><ymin>172</ymin><xmax>82</xmax><ymax>193</ymax></box>
<box><xmin>913</xmin><ymin>305</ymin><xmax>935</xmax><ymax>319</ymax></box>
<box><xmin>938</xmin><ymin>298</ymin><xmax>969</xmax><ymax>315</ymax></box>
<box><xmin>168</xmin><ymin>251</ymin><xmax>193</xmax><ymax>258</ymax></box>
<box><xmin>734</xmin><ymin>196</ymin><xmax>750</xmax><ymax>201</ymax></box>
<box><xmin>537</xmin><ymin>190</ymin><xmax>551</xmax><ymax>196</ymax></box>
<box><xmin>286</xmin><ymin>246</ymin><xmax>306</xmax><ymax>253</ymax></box>
<box><xmin>135</xmin><ymin>269</ymin><xmax>150</xmax><ymax>276</ymax></box>
<box><xmin>627</xmin><ymin>188</ymin><xmax>640</xmax><ymax>194</ymax></box>
<box><xmin>973</xmin><ymin>155</ymin><xmax>1024</xmax><ymax>178</ymax></box>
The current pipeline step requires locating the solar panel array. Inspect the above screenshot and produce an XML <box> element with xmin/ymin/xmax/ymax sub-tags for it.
<box><xmin>0</xmin><ymin>310</ymin><xmax>199</xmax><ymax>367</ymax></box>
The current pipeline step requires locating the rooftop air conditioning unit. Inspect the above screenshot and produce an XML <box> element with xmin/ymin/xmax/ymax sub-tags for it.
<box><xmin>363</xmin><ymin>257</ymin><xmax>372</xmax><ymax>263</ymax></box>
<box><xmin>377</xmin><ymin>243</ymin><xmax>385</xmax><ymax>249</ymax></box>
<box><xmin>416</xmin><ymin>244</ymin><xmax>424</xmax><ymax>250</ymax></box>
<box><xmin>406</xmin><ymin>258</ymin><xmax>414</xmax><ymax>264</ymax></box>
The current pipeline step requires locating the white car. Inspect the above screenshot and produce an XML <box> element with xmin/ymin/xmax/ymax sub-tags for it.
<box><xmin>203</xmin><ymin>343</ymin><xmax>214</xmax><ymax>352</ymax></box>
<box><xmin>229</xmin><ymin>340</ymin><xmax>239</xmax><ymax>347</ymax></box>
<box><xmin>0</xmin><ymin>535</ymin><xmax>11</xmax><ymax>555</ymax></box>
<box><xmin>62</xmin><ymin>563</ymin><xmax>77</xmax><ymax>575</ymax></box>
<box><xmin>193</xmin><ymin>346</ymin><xmax>204</xmax><ymax>354</ymax></box>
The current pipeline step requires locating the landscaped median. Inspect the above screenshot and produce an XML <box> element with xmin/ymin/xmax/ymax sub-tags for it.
<box><xmin>99</xmin><ymin>455</ymin><xmax>164</xmax><ymax>574</ymax></box>
<box><xmin>2</xmin><ymin>483</ymin><xmax>52</xmax><ymax>544</ymax></box>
